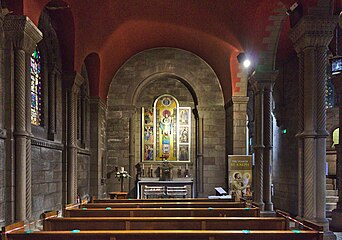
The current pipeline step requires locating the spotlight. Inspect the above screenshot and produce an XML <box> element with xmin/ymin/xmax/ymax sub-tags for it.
<box><xmin>237</xmin><ymin>53</ymin><xmax>251</xmax><ymax>68</ymax></box>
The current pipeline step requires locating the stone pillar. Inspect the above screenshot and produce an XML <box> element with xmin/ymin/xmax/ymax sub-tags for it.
<box><xmin>129</xmin><ymin>115</ymin><xmax>135</xmax><ymax>190</ymax></box>
<box><xmin>48</xmin><ymin>67</ymin><xmax>59</xmax><ymax>140</ymax></box>
<box><xmin>296</xmin><ymin>50</ymin><xmax>305</xmax><ymax>218</ymax></box>
<box><xmin>197</xmin><ymin>116</ymin><xmax>204</xmax><ymax>195</ymax></box>
<box><xmin>289</xmin><ymin>14</ymin><xmax>336</xmax><ymax>230</ymax></box>
<box><xmin>89</xmin><ymin>97</ymin><xmax>107</xmax><ymax>198</ymax></box>
<box><xmin>250</xmin><ymin>71</ymin><xmax>278</xmax><ymax>211</ymax></box>
<box><xmin>64</xmin><ymin>72</ymin><xmax>84</xmax><ymax>203</ymax></box>
<box><xmin>4</xmin><ymin>15</ymin><xmax>42</xmax><ymax>221</ymax></box>
<box><xmin>250</xmin><ymin>78</ymin><xmax>265</xmax><ymax>210</ymax></box>
<box><xmin>230</xmin><ymin>96</ymin><xmax>249</xmax><ymax>155</ymax></box>
<box><xmin>331</xmin><ymin>74</ymin><xmax>342</xmax><ymax>230</ymax></box>
<box><xmin>263</xmin><ymin>80</ymin><xmax>276</xmax><ymax>211</ymax></box>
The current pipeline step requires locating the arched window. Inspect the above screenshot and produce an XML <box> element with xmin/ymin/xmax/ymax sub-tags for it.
<box><xmin>30</xmin><ymin>47</ymin><xmax>43</xmax><ymax>126</ymax></box>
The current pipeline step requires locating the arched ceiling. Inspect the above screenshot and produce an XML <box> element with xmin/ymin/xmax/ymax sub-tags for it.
<box><xmin>14</xmin><ymin>0</ymin><xmax>321</xmax><ymax>102</ymax></box>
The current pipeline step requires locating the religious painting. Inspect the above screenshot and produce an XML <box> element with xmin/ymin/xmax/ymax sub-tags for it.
<box><xmin>144</xmin><ymin>145</ymin><xmax>153</xmax><ymax>161</ymax></box>
<box><xmin>179</xmin><ymin>145</ymin><xmax>189</xmax><ymax>161</ymax></box>
<box><xmin>141</xmin><ymin>95</ymin><xmax>191</xmax><ymax>162</ymax></box>
<box><xmin>179</xmin><ymin>126</ymin><xmax>189</xmax><ymax>143</ymax></box>
<box><xmin>179</xmin><ymin>108</ymin><xmax>190</xmax><ymax>125</ymax></box>
<box><xmin>155</xmin><ymin>95</ymin><xmax>178</xmax><ymax>161</ymax></box>
<box><xmin>228</xmin><ymin>155</ymin><xmax>253</xmax><ymax>200</ymax></box>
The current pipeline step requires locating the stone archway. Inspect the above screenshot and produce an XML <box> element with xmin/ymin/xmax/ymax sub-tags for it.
<box><xmin>107</xmin><ymin>47</ymin><xmax>225</xmax><ymax>197</ymax></box>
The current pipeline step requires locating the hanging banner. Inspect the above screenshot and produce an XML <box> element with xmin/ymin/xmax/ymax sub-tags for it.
<box><xmin>228</xmin><ymin>155</ymin><xmax>253</xmax><ymax>200</ymax></box>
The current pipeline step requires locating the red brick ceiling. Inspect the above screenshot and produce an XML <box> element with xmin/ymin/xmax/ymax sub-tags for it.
<box><xmin>10</xmin><ymin>0</ymin><xmax>320</xmax><ymax>102</ymax></box>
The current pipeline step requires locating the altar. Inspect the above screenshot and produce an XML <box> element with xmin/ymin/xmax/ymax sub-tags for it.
<box><xmin>137</xmin><ymin>178</ymin><xmax>194</xmax><ymax>199</ymax></box>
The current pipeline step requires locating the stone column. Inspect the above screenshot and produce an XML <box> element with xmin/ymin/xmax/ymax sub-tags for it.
<box><xmin>48</xmin><ymin>67</ymin><xmax>59</xmax><ymax>140</ymax></box>
<box><xmin>263</xmin><ymin>79</ymin><xmax>277</xmax><ymax>212</ymax></box>
<box><xmin>250</xmin><ymin>78</ymin><xmax>265</xmax><ymax>210</ymax></box>
<box><xmin>4</xmin><ymin>15</ymin><xmax>42</xmax><ymax>221</ymax></box>
<box><xmin>64</xmin><ymin>72</ymin><xmax>84</xmax><ymax>203</ymax></box>
<box><xmin>250</xmin><ymin>71</ymin><xmax>277</xmax><ymax>211</ymax></box>
<box><xmin>230</xmin><ymin>96</ymin><xmax>249</xmax><ymax>155</ymax></box>
<box><xmin>129</xmin><ymin>115</ymin><xmax>135</xmax><ymax>190</ymax></box>
<box><xmin>296</xmin><ymin>50</ymin><xmax>305</xmax><ymax>218</ymax></box>
<box><xmin>89</xmin><ymin>97</ymin><xmax>107</xmax><ymax>198</ymax></box>
<box><xmin>289</xmin><ymin>14</ymin><xmax>336</xmax><ymax>230</ymax></box>
<box><xmin>331</xmin><ymin>74</ymin><xmax>342</xmax><ymax>230</ymax></box>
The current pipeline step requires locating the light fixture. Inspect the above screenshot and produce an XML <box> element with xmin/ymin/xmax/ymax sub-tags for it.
<box><xmin>237</xmin><ymin>53</ymin><xmax>251</xmax><ymax>69</ymax></box>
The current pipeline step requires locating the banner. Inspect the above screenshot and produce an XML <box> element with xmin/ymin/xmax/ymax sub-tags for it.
<box><xmin>228</xmin><ymin>155</ymin><xmax>252</xmax><ymax>200</ymax></box>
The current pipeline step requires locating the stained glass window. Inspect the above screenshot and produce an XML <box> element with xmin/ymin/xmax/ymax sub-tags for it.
<box><xmin>30</xmin><ymin>48</ymin><xmax>43</xmax><ymax>125</ymax></box>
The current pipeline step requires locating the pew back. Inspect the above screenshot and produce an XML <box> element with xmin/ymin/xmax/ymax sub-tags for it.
<box><xmin>4</xmin><ymin>229</ymin><xmax>323</xmax><ymax>240</ymax></box>
<box><xmin>43</xmin><ymin>216</ymin><xmax>287</xmax><ymax>231</ymax></box>
<box><xmin>82</xmin><ymin>201</ymin><xmax>246</xmax><ymax>208</ymax></box>
<box><xmin>65</xmin><ymin>207</ymin><xmax>260</xmax><ymax>217</ymax></box>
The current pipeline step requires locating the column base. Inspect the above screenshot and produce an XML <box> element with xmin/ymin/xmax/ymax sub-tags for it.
<box><xmin>331</xmin><ymin>208</ymin><xmax>342</xmax><ymax>231</ymax></box>
<box><xmin>264</xmin><ymin>201</ymin><xmax>273</xmax><ymax>211</ymax></box>
<box><xmin>255</xmin><ymin>201</ymin><xmax>265</xmax><ymax>211</ymax></box>
<box><xmin>322</xmin><ymin>231</ymin><xmax>337</xmax><ymax>240</ymax></box>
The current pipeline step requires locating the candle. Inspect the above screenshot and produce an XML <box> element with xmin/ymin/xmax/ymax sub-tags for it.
<box><xmin>186</xmin><ymin>164</ymin><xmax>188</xmax><ymax>170</ymax></box>
<box><xmin>121</xmin><ymin>167</ymin><xmax>124</xmax><ymax>172</ymax></box>
<box><xmin>150</xmin><ymin>164</ymin><xmax>153</xmax><ymax>169</ymax></box>
<box><xmin>142</xmin><ymin>164</ymin><xmax>145</xmax><ymax>169</ymax></box>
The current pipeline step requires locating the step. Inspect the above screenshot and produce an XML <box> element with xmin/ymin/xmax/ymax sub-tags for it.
<box><xmin>326</xmin><ymin>190</ymin><xmax>338</xmax><ymax>196</ymax></box>
<box><xmin>326</xmin><ymin>196</ymin><xmax>339</xmax><ymax>203</ymax></box>
<box><xmin>326</xmin><ymin>184</ymin><xmax>334</xmax><ymax>190</ymax></box>
<box><xmin>326</xmin><ymin>178</ymin><xmax>334</xmax><ymax>184</ymax></box>
<box><xmin>326</xmin><ymin>203</ymin><xmax>337</xmax><ymax>211</ymax></box>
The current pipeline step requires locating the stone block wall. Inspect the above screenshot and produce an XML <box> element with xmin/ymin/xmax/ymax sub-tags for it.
<box><xmin>272</xmin><ymin>57</ymin><xmax>299</xmax><ymax>215</ymax></box>
<box><xmin>31</xmin><ymin>146</ymin><xmax>62</xmax><ymax>219</ymax></box>
<box><xmin>107</xmin><ymin>48</ymin><xmax>225</xmax><ymax>197</ymax></box>
<box><xmin>0</xmin><ymin>139</ymin><xmax>5</xmax><ymax>227</ymax></box>
<box><xmin>77</xmin><ymin>152</ymin><xmax>90</xmax><ymax>198</ymax></box>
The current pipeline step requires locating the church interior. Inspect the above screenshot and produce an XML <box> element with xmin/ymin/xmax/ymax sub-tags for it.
<box><xmin>1</xmin><ymin>0</ymin><xmax>342</xmax><ymax>239</ymax></box>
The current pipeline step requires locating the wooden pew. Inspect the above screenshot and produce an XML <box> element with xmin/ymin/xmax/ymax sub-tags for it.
<box><xmin>43</xmin><ymin>216</ymin><xmax>287</xmax><ymax>231</ymax></box>
<box><xmin>65</xmin><ymin>207</ymin><xmax>260</xmax><ymax>217</ymax></box>
<box><xmin>91</xmin><ymin>197</ymin><xmax>234</xmax><ymax>203</ymax></box>
<box><xmin>81</xmin><ymin>201</ymin><xmax>246</xmax><ymax>209</ymax></box>
<box><xmin>2</xmin><ymin>228</ymin><xmax>323</xmax><ymax>240</ymax></box>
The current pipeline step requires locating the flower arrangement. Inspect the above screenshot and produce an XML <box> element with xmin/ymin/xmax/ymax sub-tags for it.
<box><xmin>114</xmin><ymin>167</ymin><xmax>131</xmax><ymax>180</ymax></box>
<box><xmin>114</xmin><ymin>167</ymin><xmax>131</xmax><ymax>192</ymax></box>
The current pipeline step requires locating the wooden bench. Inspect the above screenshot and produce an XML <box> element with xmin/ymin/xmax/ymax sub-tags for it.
<box><xmin>64</xmin><ymin>207</ymin><xmax>260</xmax><ymax>217</ymax></box>
<box><xmin>91</xmin><ymin>197</ymin><xmax>234</xmax><ymax>203</ymax></box>
<box><xmin>2</xmin><ymin>228</ymin><xmax>323</xmax><ymax>240</ymax></box>
<box><xmin>43</xmin><ymin>216</ymin><xmax>287</xmax><ymax>231</ymax></box>
<box><xmin>81</xmin><ymin>201</ymin><xmax>246</xmax><ymax>209</ymax></box>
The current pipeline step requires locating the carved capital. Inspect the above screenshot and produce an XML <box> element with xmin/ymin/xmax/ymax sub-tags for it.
<box><xmin>289</xmin><ymin>15</ymin><xmax>337</xmax><ymax>53</ymax></box>
<box><xmin>249</xmin><ymin>70</ymin><xmax>278</xmax><ymax>92</ymax></box>
<box><xmin>4</xmin><ymin>15</ymin><xmax>42</xmax><ymax>53</ymax></box>
<box><xmin>63</xmin><ymin>71</ymin><xmax>85</xmax><ymax>93</ymax></box>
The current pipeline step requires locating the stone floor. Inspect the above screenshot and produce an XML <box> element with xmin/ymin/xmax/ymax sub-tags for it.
<box><xmin>335</xmin><ymin>232</ymin><xmax>342</xmax><ymax>240</ymax></box>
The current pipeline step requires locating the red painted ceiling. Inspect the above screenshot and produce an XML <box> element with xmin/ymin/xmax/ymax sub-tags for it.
<box><xmin>13</xmin><ymin>0</ymin><xmax>321</xmax><ymax>102</ymax></box>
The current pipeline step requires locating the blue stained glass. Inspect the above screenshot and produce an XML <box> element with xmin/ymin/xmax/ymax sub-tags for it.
<box><xmin>30</xmin><ymin>48</ymin><xmax>43</xmax><ymax>126</ymax></box>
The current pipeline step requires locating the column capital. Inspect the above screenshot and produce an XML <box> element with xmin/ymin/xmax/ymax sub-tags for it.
<box><xmin>63</xmin><ymin>71</ymin><xmax>85</xmax><ymax>93</ymax></box>
<box><xmin>289</xmin><ymin>15</ymin><xmax>337</xmax><ymax>53</ymax></box>
<box><xmin>4</xmin><ymin>15</ymin><xmax>42</xmax><ymax>53</ymax></box>
<box><xmin>249</xmin><ymin>70</ymin><xmax>278</xmax><ymax>92</ymax></box>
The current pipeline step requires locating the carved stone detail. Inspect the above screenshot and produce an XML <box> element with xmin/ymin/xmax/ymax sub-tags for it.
<box><xmin>4</xmin><ymin>15</ymin><xmax>42</xmax><ymax>53</ymax></box>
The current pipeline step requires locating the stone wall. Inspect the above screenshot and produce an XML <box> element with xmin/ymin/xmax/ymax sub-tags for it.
<box><xmin>77</xmin><ymin>152</ymin><xmax>90</xmax><ymax>198</ymax></box>
<box><xmin>31</xmin><ymin>145</ymin><xmax>62</xmax><ymax>219</ymax></box>
<box><xmin>272</xmin><ymin>57</ymin><xmax>299</xmax><ymax>215</ymax></box>
<box><xmin>107</xmin><ymin>48</ymin><xmax>225</xmax><ymax>197</ymax></box>
<box><xmin>0</xmin><ymin>139</ymin><xmax>5</xmax><ymax>227</ymax></box>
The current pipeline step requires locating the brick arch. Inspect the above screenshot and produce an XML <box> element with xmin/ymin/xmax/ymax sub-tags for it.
<box><xmin>108</xmin><ymin>47</ymin><xmax>224</xmax><ymax>108</ymax></box>
<box><xmin>258</xmin><ymin>1</ymin><xmax>288</xmax><ymax>71</ymax></box>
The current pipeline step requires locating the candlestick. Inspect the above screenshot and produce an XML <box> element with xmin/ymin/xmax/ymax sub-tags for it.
<box><xmin>121</xmin><ymin>167</ymin><xmax>124</xmax><ymax>172</ymax></box>
<box><xmin>150</xmin><ymin>164</ymin><xmax>153</xmax><ymax>169</ymax></box>
<box><xmin>186</xmin><ymin>164</ymin><xmax>188</xmax><ymax>170</ymax></box>
<box><xmin>142</xmin><ymin>164</ymin><xmax>144</xmax><ymax>169</ymax></box>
